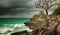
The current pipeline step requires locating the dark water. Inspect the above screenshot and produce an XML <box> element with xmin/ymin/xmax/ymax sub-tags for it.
<box><xmin>0</xmin><ymin>18</ymin><xmax>29</xmax><ymax>27</ymax></box>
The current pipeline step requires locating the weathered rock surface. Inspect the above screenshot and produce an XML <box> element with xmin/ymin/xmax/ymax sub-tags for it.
<box><xmin>11</xmin><ymin>28</ymin><xmax>59</xmax><ymax>35</ymax></box>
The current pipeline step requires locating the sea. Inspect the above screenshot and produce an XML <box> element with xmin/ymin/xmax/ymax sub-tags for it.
<box><xmin>0</xmin><ymin>18</ymin><xmax>33</xmax><ymax>35</ymax></box>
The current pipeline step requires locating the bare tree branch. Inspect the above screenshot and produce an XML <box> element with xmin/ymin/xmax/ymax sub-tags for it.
<box><xmin>34</xmin><ymin>0</ymin><xmax>60</xmax><ymax>15</ymax></box>
<box><xmin>34</xmin><ymin>0</ymin><xmax>46</xmax><ymax>9</ymax></box>
<box><xmin>48</xmin><ymin>2</ymin><xmax>57</xmax><ymax>9</ymax></box>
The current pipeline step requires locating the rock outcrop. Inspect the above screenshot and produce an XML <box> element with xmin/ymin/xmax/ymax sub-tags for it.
<box><xmin>24</xmin><ymin>12</ymin><xmax>60</xmax><ymax>35</ymax></box>
<box><xmin>11</xmin><ymin>30</ymin><xmax>28</xmax><ymax>35</ymax></box>
<box><xmin>11</xmin><ymin>7</ymin><xmax>60</xmax><ymax>35</ymax></box>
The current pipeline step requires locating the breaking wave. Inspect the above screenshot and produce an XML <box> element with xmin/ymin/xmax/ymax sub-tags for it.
<box><xmin>0</xmin><ymin>24</ymin><xmax>33</xmax><ymax>35</ymax></box>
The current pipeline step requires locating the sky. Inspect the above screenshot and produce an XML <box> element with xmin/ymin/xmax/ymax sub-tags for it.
<box><xmin>0</xmin><ymin>0</ymin><xmax>58</xmax><ymax>18</ymax></box>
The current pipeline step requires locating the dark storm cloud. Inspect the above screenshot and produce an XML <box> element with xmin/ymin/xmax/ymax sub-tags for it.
<box><xmin>0</xmin><ymin>0</ymin><xmax>41</xmax><ymax>18</ymax></box>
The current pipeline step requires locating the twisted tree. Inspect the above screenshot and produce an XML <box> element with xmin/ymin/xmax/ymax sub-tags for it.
<box><xmin>34</xmin><ymin>0</ymin><xmax>60</xmax><ymax>15</ymax></box>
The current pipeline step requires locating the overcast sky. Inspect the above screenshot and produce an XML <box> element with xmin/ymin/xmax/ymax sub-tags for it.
<box><xmin>0</xmin><ymin>0</ymin><xmax>58</xmax><ymax>18</ymax></box>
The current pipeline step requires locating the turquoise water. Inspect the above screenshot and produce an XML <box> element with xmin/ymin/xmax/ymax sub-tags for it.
<box><xmin>0</xmin><ymin>18</ymin><xmax>29</xmax><ymax>27</ymax></box>
<box><xmin>0</xmin><ymin>18</ymin><xmax>32</xmax><ymax>35</ymax></box>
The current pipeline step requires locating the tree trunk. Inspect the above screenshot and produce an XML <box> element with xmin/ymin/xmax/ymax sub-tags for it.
<box><xmin>45</xmin><ymin>10</ymin><xmax>48</xmax><ymax>15</ymax></box>
<box><xmin>45</xmin><ymin>9</ymin><xmax>49</xmax><ymax>28</ymax></box>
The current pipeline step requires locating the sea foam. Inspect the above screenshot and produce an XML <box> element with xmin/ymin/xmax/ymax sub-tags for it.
<box><xmin>0</xmin><ymin>24</ymin><xmax>33</xmax><ymax>35</ymax></box>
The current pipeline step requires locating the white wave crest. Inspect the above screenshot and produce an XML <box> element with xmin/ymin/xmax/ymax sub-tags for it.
<box><xmin>0</xmin><ymin>24</ymin><xmax>33</xmax><ymax>35</ymax></box>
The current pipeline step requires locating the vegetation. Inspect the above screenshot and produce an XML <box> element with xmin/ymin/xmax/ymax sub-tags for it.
<box><xmin>52</xmin><ymin>7</ymin><xmax>60</xmax><ymax>15</ymax></box>
<box><xmin>30</xmin><ymin>12</ymin><xmax>46</xmax><ymax>21</ymax></box>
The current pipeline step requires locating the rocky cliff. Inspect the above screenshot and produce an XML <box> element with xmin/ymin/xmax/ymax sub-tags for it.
<box><xmin>11</xmin><ymin>7</ymin><xmax>60</xmax><ymax>35</ymax></box>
